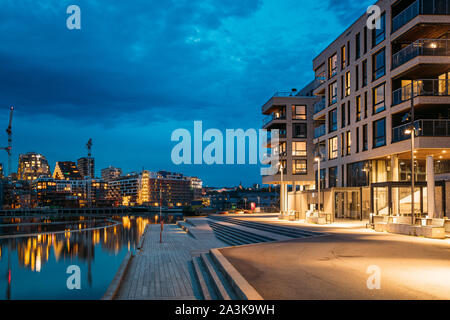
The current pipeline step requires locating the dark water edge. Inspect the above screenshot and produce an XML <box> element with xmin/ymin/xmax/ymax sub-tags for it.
<box><xmin>0</xmin><ymin>214</ymin><xmax>183</xmax><ymax>300</ymax></box>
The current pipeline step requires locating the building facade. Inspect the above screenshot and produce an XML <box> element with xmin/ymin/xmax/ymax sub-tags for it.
<box><xmin>53</xmin><ymin>161</ymin><xmax>82</xmax><ymax>180</ymax></box>
<box><xmin>261</xmin><ymin>84</ymin><xmax>321</xmax><ymax>214</ymax></box>
<box><xmin>264</xmin><ymin>0</ymin><xmax>450</xmax><ymax>220</ymax></box>
<box><xmin>77</xmin><ymin>157</ymin><xmax>94</xmax><ymax>179</ymax></box>
<box><xmin>17</xmin><ymin>152</ymin><xmax>51</xmax><ymax>181</ymax></box>
<box><xmin>101</xmin><ymin>166</ymin><xmax>122</xmax><ymax>181</ymax></box>
<box><xmin>107</xmin><ymin>170</ymin><xmax>203</xmax><ymax>207</ymax></box>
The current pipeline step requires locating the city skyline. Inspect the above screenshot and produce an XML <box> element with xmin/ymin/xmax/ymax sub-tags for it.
<box><xmin>0</xmin><ymin>0</ymin><xmax>373</xmax><ymax>187</ymax></box>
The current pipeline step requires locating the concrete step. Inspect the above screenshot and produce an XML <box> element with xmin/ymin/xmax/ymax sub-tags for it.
<box><xmin>209</xmin><ymin>221</ymin><xmax>274</xmax><ymax>244</ymax></box>
<box><xmin>208</xmin><ymin>225</ymin><xmax>254</xmax><ymax>246</ymax></box>
<box><xmin>210</xmin><ymin>216</ymin><xmax>319</xmax><ymax>238</ymax></box>
<box><xmin>191</xmin><ymin>256</ymin><xmax>214</xmax><ymax>300</ymax></box>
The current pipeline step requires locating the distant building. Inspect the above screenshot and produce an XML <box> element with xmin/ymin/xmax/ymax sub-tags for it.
<box><xmin>53</xmin><ymin>161</ymin><xmax>82</xmax><ymax>180</ymax></box>
<box><xmin>101</xmin><ymin>166</ymin><xmax>122</xmax><ymax>181</ymax></box>
<box><xmin>17</xmin><ymin>152</ymin><xmax>51</xmax><ymax>181</ymax></box>
<box><xmin>77</xmin><ymin>157</ymin><xmax>94</xmax><ymax>179</ymax></box>
<box><xmin>107</xmin><ymin>170</ymin><xmax>203</xmax><ymax>207</ymax></box>
<box><xmin>31</xmin><ymin>177</ymin><xmax>111</xmax><ymax>208</ymax></box>
<box><xmin>209</xmin><ymin>188</ymin><xmax>278</xmax><ymax>211</ymax></box>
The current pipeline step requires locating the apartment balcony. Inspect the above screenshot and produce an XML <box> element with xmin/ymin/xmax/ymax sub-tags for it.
<box><xmin>392</xmin><ymin>39</ymin><xmax>450</xmax><ymax>70</ymax></box>
<box><xmin>392</xmin><ymin>0</ymin><xmax>450</xmax><ymax>35</ymax></box>
<box><xmin>262</xmin><ymin>114</ymin><xmax>286</xmax><ymax>129</ymax></box>
<box><xmin>392</xmin><ymin>119</ymin><xmax>450</xmax><ymax>143</ymax></box>
<box><xmin>313</xmin><ymin>74</ymin><xmax>326</xmax><ymax>95</ymax></box>
<box><xmin>392</xmin><ymin>79</ymin><xmax>450</xmax><ymax>106</ymax></box>
<box><xmin>261</xmin><ymin>89</ymin><xmax>299</xmax><ymax>114</ymax></box>
<box><xmin>314</xmin><ymin>125</ymin><xmax>326</xmax><ymax>139</ymax></box>
<box><xmin>313</xmin><ymin>99</ymin><xmax>326</xmax><ymax>114</ymax></box>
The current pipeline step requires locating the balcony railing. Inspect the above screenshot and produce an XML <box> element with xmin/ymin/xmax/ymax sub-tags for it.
<box><xmin>392</xmin><ymin>0</ymin><xmax>420</xmax><ymax>33</ymax></box>
<box><xmin>392</xmin><ymin>119</ymin><xmax>450</xmax><ymax>142</ymax></box>
<box><xmin>392</xmin><ymin>79</ymin><xmax>450</xmax><ymax>105</ymax></box>
<box><xmin>392</xmin><ymin>0</ymin><xmax>450</xmax><ymax>33</ymax></box>
<box><xmin>392</xmin><ymin>39</ymin><xmax>450</xmax><ymax>69</ymax></box>
<box><xmin>314</xmin><ymin>125</ymin><xmax>326</xmax><ymax>138</ymax></box>
<box><xmin>273</xmin><ymin>91</ymin><xmax>298</xmax><ymax>97</ymax></box>
<box><xmin>313</xmin><ymin>99</ymin><xmax>326</xmax><ymax>114</ymax></box>
<box><xmin>262</xmin><ymin>114</ymin><xmax>286</xmax><ymax>127</ymax></box>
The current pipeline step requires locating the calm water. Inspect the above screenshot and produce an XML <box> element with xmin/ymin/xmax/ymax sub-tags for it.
<box><xmin>0</xmin><ymin>214</ymin><xmax>181</xmax><ymax>300</ymax></box>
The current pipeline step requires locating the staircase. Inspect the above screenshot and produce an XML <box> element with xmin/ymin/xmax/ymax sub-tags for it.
<box><xmin>191</xmin><ymin>252</ymin><xmax>240</xmax><ymax>300</ymax></box>
<box><xmin>208</xmin><ymin>221</ymin><xmax>275</xmax><ymax>246</ymax></box>
<box><xmin>209</xmin><ymin>215</ymin><xmax>320</xmax><ymax>238</ymax></box>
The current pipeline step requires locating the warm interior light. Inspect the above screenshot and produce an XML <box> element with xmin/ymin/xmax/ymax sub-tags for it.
<box><xmin>430</xmin><ymin>42</ymin><xmax>437</xmax><ymax>49</ymax></box>
<box><xmin>314</xmin><ymin>157</ymin><xmax>320</xmax><ymax>162</ymax></box>
<box><xmin>404</xmin><ymin>129</ymin><xmax>412</xmax><ymax>134</ymax></box>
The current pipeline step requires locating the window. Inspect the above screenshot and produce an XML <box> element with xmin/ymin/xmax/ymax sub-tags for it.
<box><xmin>329</xmin><ymin>167</ymin><xmax>338</xmax><ymax>188</ymax></box>
<box><xmin>373</xmin><ymin>83</ymin><xmax>385</xmax><ymax>114</ymax></box>
<box><xmin>364</xmin><ymin>91</ymin><xmax>368</xmax><ymax>118</ymax></box>
<box><xmin>345</xmin><ymin>71</ymin><xmax>351</xmax><ymax>96</ymax></box>
<box><xmin>355</xmin><ymin>33</ymin><xmax>361</xmax><ymax>60</ymax></box>
<box><xmin>347</xmin><ymin>101</ymin><xmax>351</xmax><ymax>125</ymax></box>
<box><xmin>341</xmin><ymin>104</ymin><xmax>346</xmax><ymax>128</ymax></box>
<box><xmin>329</xmin><ymin>81</ymin><xmax>337</xmax><ymax>105</ymax></box>
<box><xmin>292</xmin><ymin>141</ymin><xmax>307</xmax><ymax>156</ymax></box>
<box><xmin>292</xmin><ymin>105</ymin><xmax>306</xmax><ymax>120</ymax></box>
<box><xmin>274</xmin><ymin>141</ymin><xmax>287</xmax><ymax>156</ymax></box>
<box><xmin>340</xmin><ymin>75</ymin><xmax>344</xmax><ymax>99</ymax></box>
<box><xmin>346</xmin><ymin>131</ymin><xmax>351</xmax><ymax>155</ymax></box>
<box><xmin>347</xmin><ymin>41</ymin><xmax>351</xmax><ymax>63</ymax></box>
<box><xmin>347</xmin><ymin>161</ymin><xmax>369</xmax><ymax>187</ymax></box>
<box><xmin>373</xmin><ymin>118</ymin><xmax>386</xmax><ymax>148</ymax></box>
<box><xmin>328</xmin><ymin>54</ymin><xmax>337</xmax><ymax>78</ymax></box>
<box><xmin>328</xmin><ymin>109</ymin><xmax>337</xmax><ymax>133</ymax></box>
<box><xmin>356</xmin><ymin>96</ymin><xmax>361</xmax><ymax>121</ymax></box>
<box><xmin>372</xmin><ymin>12</ymin><xmax>385</xmax><ymax>47</ymax></box>
<box><xmin>355</xmin><ymin>65</ymin><xmax>359</xmax><ymax>91</ymax></box>
<box><xmin>362</xmin><ymin>60</ymin><xmax>368</xmax><ymax>87</ymax></box>
<box><xmin>328</xmin><ymin>136</ymin><xmax>338</xmax><ymax>159</ymax></box>
<box><xmin>341</xmin><ymin>133</ymin><xmax>345</xmax><ymax>156</ymax></box>
<box><xmin>356</xmin><ymin>127</ymin><xmax>360</xmax><ymax>153</ymax></box>
<box><xmin>363</xmin><ymin>26</ymin><xmax>368</xmax><ymax>54</ymax></box>
<box><xmin>372</xmin><ymin>48</ymin><xmax>385</xmax><ymax>80</ymax></box>
<box><xmin>341</xmin><ymin>46</ymin><xmax>346</xmax><ymax>69</ymax></box>
<box><xmin>293</xmin><ymin>123</ymin><xmax>307</xmax><ymax>138</ymax></box>
<box><xmin>293</xmin><ymin>159</ymin><xmax>307</xmax><ymax>175</ymax></box>
<box><xmin>362</xmin><ymin>124</ymin><xmax>368</xmax><ymax>151</ymax></box>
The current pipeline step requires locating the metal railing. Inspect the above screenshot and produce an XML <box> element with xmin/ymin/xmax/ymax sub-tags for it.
<box><xmin>392</xmin><ymin>79</ymin><xmax>450</xmax><ymax>105</ymax></box>
<box><xmin>392</xmin><ymin>39</ymin><xmax>450</xmax><ymax>69</ymax></box>
<box><xmin>392</xmin><ymin>119</ymin><xmax>450</xmax><ymax>142</ymax></box>
<box><xmin>262</xmin><ymin>114</ymin><xmax>286</xmax><ymax>127</ymax></box>
<box><xmin>273</xmin><ymin>91</ymin><xmax>298</xmax><ymax>97</ymax></box>
<box><xmin>313</xmin><ymin>99</ymin><xmax>326</xmax><ymax>114</ymax></box>
<box><xmin>314</xmin><ymin>125</ymin><xmax>326</xmax><ymax>138</ymax></box>
<box><xmin>392</xmin><ymin>0</ymin><xmax>420</xmax><ymax>33</ymax></box>
<box><xmin>392</xmin><ymin>0</ymin><xmax>450</xmax><ymax>33</ymax></box>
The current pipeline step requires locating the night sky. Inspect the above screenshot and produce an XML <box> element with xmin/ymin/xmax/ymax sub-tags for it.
<box><xmin>0</xmin><ymin>0</ymin><xmax>373</xmax><ymax>187</ymax></box>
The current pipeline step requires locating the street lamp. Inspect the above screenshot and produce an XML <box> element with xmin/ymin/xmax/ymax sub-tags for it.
<box><xmin>278</xmin><ymin>162</ymin><xmax>284</xmax><ymax>215</ymax></box>
<box><xmin>314</xmin><ymin>156</ymin><xmax>321</xmax><ymax>214</ymax></box>
<box><xmin>404</xmin><ymin>127</ymin><xmax>416</xmax><ymax>225</ymax></box>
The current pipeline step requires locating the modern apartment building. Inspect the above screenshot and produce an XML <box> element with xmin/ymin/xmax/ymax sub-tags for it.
<box><xmin>77</xmin><ymin>157</ymin><xmax>95</xmax><ymax>179</ymax></box>
<box><xmin>107</xmin><ymin>170</ymin><xmax>203</xmax><ymax>207</ymax></box>
<box><xmin>17</xmin><ymin>152</ymin><xmax>51</xmax><ymax>181</ymax></box>
<box><xmin>263</xmin><ymin>0</ymin><xmax>450</xmax><ymax>220</ymax></box>
<box><xmin>261</xmin><ymin>83</ymin><xmax>321</xmax><ymax>214</ymax></box>
<box><xmin>101</xmin><ymin>166</ymin><xmax>123</xmax><ymax>181</ymax></box>
<box><xmin>53</xmin><ymin>161</ymin><xmax>82</xmax><ymax>180</ymax></box>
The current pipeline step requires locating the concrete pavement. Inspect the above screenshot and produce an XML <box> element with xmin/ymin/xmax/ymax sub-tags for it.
<box><xmin>219</xmin><ymin>218</ymin><xmax>450</xmax><ymax>299</ymax></box>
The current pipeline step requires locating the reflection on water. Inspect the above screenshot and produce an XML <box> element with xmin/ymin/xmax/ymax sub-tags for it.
<box><xmin>0</xmin><ymin>215</ymin><xmax>178</xmax><ymax>300</ymax></box>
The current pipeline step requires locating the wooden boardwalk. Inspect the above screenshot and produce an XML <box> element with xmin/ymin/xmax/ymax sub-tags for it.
<box><xmin>115</xmin><ymin>220</ymin><xmax>226</xmax><ymax>300</ymax></box>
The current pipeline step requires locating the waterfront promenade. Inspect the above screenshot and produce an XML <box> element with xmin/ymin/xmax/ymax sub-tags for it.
<box><xmin>112</xmin><ymin>215</ymin><xmax>450</xmax><ymax>300</ymax></box>
<box><xmin>114</xmin><ymin>219</ymin><xmax>227</xmax><ymax>299</ymax></box>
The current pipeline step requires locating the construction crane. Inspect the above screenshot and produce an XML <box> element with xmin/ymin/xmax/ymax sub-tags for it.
<box><xmin>0</xmin><ymin>107</ymin><xmax>14</xmax><ymax>177</ymax></box>
<box><xmin>86</xmin><ymin>138</ymin><xmax>92</xmax><ymax>207</ymax></box>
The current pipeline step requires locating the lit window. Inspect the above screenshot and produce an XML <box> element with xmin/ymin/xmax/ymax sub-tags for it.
<box><xmin>328</xmin><ymin>136</ymin><xmax>338</xmax><ymax>160</ymax></box>
<box><xmin>292</xmin><ymin>141</ymin><xmax>307</xmax><ymax>156</ymax></box>
<box><xmin>293</xmin><ymin>160</ymin><xmax>307</xmax><ymax>175</ymax></box>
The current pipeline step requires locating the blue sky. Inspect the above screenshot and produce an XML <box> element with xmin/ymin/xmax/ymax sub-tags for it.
<box><xmin>0</xmin><ymin>0</ymin><xmax>373</xmax><ymax>187</ymax></box>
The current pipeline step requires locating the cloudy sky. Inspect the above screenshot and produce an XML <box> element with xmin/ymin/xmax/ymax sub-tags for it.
<box><xmin>0</xmin><ymin>0</ymin><xmax>373</xmax><ymax>186</ymax></box>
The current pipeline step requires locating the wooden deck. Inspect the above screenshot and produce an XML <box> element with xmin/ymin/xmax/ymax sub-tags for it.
<box><xmin>115</xmin><ymin>220</ymin><xmax>226</xmax><ymax>300</ymax></box>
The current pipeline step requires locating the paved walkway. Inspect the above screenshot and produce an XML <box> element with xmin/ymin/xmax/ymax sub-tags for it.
<box><xmin>115</xmin><ymin>222</ymin><xmax>226</xmax><ymax>300</ymax></box>
<box><xmin>220</xmin><ymin>217</ymin><xmax>450</xmax><ymax>299</ymax></box>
